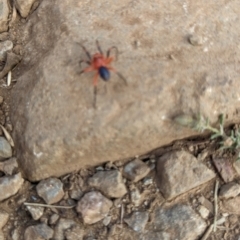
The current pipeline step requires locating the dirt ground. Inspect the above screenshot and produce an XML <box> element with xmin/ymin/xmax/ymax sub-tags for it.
<box><xmin>1</xmin><ymin>2</ymin><xmax>240</xmax><ymax>240</ymax></box>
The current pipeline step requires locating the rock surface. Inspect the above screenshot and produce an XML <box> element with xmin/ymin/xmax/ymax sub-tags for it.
<box><xmin>219</xmin><ymin>182</ymin><xmax>240</xmax><ymax>199</ymax></box>
<box><xmin>0</xmin><ymin>173</ymin><xmax>24</xmax><ymax>201</ymax></box>
<box><xmin>0</xmin><ymin>0</ymin><xmax>9</xmax><ymax>33</ymax></box>
<box><xmin>153</xmin><ymin>204</ymin><xmax>207</xmax><ymax>239</ymax></box>
<box><xmin>11</xmin><ymin>0</ymin><xmax>240</xmax><ymax>181</ymax></box>
<box><xmin>14</xmin><ymin>0</ymin><xmax>37</xmax><ymax>18</ymax></box>
<box><xmin>36</xmin><ymin>178</ymin><xmax>64</xmax><ymax>204</ymax></box>
<box><xmin>0</xmin><ymin>137</ymin><xmax>12</xmax><ymax>160</ymax></box>
<box><xmin>88</xmin><ymin>170</ymin><xmax>127</xmax><ymax>198</ymax></box>
<box><xmin>124</xmin><ymin>211</ymin><xmax>149</xmax><ymax>232</ymax></box>
<box><xmin>76</xmin><ymin>191</ymin><xmax>112</xmax><ymax>224</ymax></box>
<box><xmin>156</xmin><ymin>150</ymin><xmax>215</xmax><ymax>199</ymax></box>
<box><xmin>54</xmin><ymin>218</ymin><xmax>76</xmax><ymax>240</ymax></box>
<box><xmin>24</xmin><ymin>223</ymin><xmax>54</xmax><ymax>240</ymax></box>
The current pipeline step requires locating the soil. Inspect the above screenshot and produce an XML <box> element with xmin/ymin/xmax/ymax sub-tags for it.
<box><xmin>1</xmin><ymin>3</ymin><xmax>240</xmax><ymax>240</ymax></box>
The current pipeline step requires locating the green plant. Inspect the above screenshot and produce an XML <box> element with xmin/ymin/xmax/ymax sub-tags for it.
<box><xmin>174</xmin><ymin>113</ymin><xmax>240</xmax><ymax>160</ymax></box>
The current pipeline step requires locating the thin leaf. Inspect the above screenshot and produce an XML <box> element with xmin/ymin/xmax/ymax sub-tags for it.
<box><xmin>0</xmin><ymin>125</ymin><xmax>14</xmax><ymax>147</ymax></box>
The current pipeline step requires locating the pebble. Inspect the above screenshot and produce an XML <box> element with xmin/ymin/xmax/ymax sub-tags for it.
<box><xmin>0</xmin><ymin>137</ymin><xmax>12</xmax><ymax>160</ymax></box>
<box><xmin>14</xmin><ymin>0</ymin><xmax>37</xmax><ymax>18</ymax></box>
<box><xmin>197</xmin><ymin>205</ymin><xmax>210</xmax><ymax>219</ymax></box>
<box><xmin>24</xmin><ymin>223</ymin><xmax>54</xmax><ymax>240</ymax></box>
<box><xmin>189</xmin><ymin>35</ymin><xmax>204</xmax><ymax>46</ymax></box>
<box><xmin>124</xmin><ymin>211</ymin><xmax>149</xmax><ymax>232</ymax></box>
<box><xmin>69</xmin><ymin>186</ymin><xmax>83</xmax><ymax>200</ymax></box>
<box><xmin>0</xmin><ymin>157</ymin><xmax>18</xmax><ymax>175</ymax></box>
<box><xmin>221</xmin><ymin>196</ymin><xmax>240</xmax><ymax>214</ymax></box>
<box><xmin>0</xmin><ymin>0</ymin><xmax>9</xmax><ymax>33</ymax></box>
<box><xmin>54</xmin><ymin>218</ymin><xmax>76</xmax><ymax>240</ymax></box>
<box><xmin>142</xmin><ymin>177</ymin><xmax>153</xmax><ymax>186</ymax></box>
<box><xmin>198</xmin><ymin>195</ymin><xmax>213</xmax><ymax>214</ymax></box>
<box><xmin>0</xmin><ymin>210</ymin><xmax>9</xmax><ymax>229</ymax></box>
<box><xmin>156</xmin><ymin>150</ymin><xmax>215</xmax><ymax>200</ymax></box>
<box><xmin>123</xmin><ymin>159</ymin><xmax>150</xmax><ymax>182</ymax></box>
<box><xmin>65</xmin><ymin>225</ymin><xmax>84</xmax><ymax>240</ymax></box>
<box><xmin>219</xmin><ymin>182</ymin><xmax>240</xmax><ymax>199</ymax></box>
<box><xmin>26</xmin><ymin>206</ymin><xmax>44</xmax><ymax>220</ymax></box>
<box><xmin>0</xmin><ymin>40</ymin><xmax>13</xmax><ymax>62</ymax></box>
<box><xmin>130</xmin><ymin>186</ymin><xmax>142</xmax><ymax>207</ymax></box>
<box><xmin>49</xmin><ymin>214</ymin><xmax>59</xmax><ymax>225</ymax></box>
<box><xmin>0</xmin><ymin>173</ymin><xmax>24</xmax><ymax>201</ymax></box>
<box><xmin>76</xmin><ymin>191</ymin><xmax>112</xmax><ymax>224</ymax></box>
<box><xmin>36</xmin><ymin>178</ymin><xmax>64</xmax><ymax>204</ymax></box>
<box><xmin>102</xmin><ymin>216</ymin><xmax>111</xmax><ymax>226</ymax></box>
<box><xmin>153</xmin><ymin>204</ymin><xmax>206</xmax><ymax>239</ymax></box>
<box><xmin>88</xmin><ymin>170</ymin><xmax>127</xmax><ymax>198</ymax></box>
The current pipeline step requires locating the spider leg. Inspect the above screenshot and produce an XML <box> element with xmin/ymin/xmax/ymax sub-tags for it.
<box><xmin>107</xmin><ymin>46</ymin><xmax>118</xmax><ymax>61</ymax></box>
<box><xmin>79</xmin><ymin>59</ymin><xmax>91</xmax><ymax>69</ymax></box>
<box><xmin>96</xmin><ymin>40</ymin><xmax>103</xmax><ymax>55</ymax></box>
<box><xmin>77</xmin><ymin>43</ymin><xmax>92</xmax><ymax>61</ymax></box>
<box><xmin>108</xmin><ymin>66</ymin><xmax>127</xmax><ymax>85</ymax></box>
<box><xmin>79</xmin><ymin>65</ymin><xmax>95</xmax><ymax>74</ymax></box>
<box><xmin>93</xmin><ymin>72</ymin><xmax>99</xmax><ymax>108</ymax></box>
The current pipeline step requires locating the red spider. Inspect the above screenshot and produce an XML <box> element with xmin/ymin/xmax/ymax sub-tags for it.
<box><xmin>79</xmin><ymin>40</ymin><xmax>127</xmax><ymax>108</ymax></box>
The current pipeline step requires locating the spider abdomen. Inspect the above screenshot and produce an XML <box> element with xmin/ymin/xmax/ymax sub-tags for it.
<box><xmin>99</xmin><ymin>66</ymin><xmax>110</xmax><ymax>81</ymax></box>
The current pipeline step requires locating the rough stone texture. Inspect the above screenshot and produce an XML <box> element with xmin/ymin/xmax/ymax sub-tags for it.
<box><xmin>219</xmin><ymin>182</ymin><xmax>240</xmax><ymax>199</ymax></box>
<box><xmin>0</xmin><ymin>210</ymin><xmax>9</xmax><ymax>229</ymax></box>
<box><xmin>24</xmin><ymin>223</ymin><xmax>54</xmax><ymax>240</ymax></box>
<box><xmin>0</xmin><ymin>0</ymin><xmax>9</xmax><ymax>33</ymax></box>
<box><xmin>36</xmin><ymin>178</ymin><xmax>64</xmax><ymax>204</ymax></box>
<box><xmin>124</xmin><ymin>211</ymin><xmax>149</xmax><ymax>232</ymax></box>
<box><xmin>153</xmin><ymin>204</ymin><xmax>206</xmax><ymax>240</ymax></box>
<box><xmin>11</xmin><ymin>0</ymin><xmax>240</xmax><ymax>181</ymax></box>
<box><xmin>123</xmin><ymin>159</ymin><xmax>150</xmax><ymax>182</ymax></box>
<box><xmin>0</xmin><ymin>173</ymin><xmax>24</xmax><ymax>201</ymax></box>
<box><xmin>88</xmin><ymin>170</ymin><xmax>127</xmax><ymax>198</ymax></box>
<box><xmin>76</xmin><ymin>191</ymin><xmax>112</xmax><ymax>224</ymax></box>
<box><xmin>0</xmin><ymin>137</ymin><xmax>12</xmax><ymax>160</ymax></box>
<box><xmin>26</xmin><ymin>206</ymin><xmax>44</xmax><ymax>220</ymax></box>
<box><xmin>141</xmin><ymin>231</ymin><xmax>170</xmax><ymax>240</ymax></box>
<box><xmin>14</xmin><ymin>0</ymin><xmax>37</xmax><ymax>18</ymax></box>
<box><xmin>54</xmin><ymin>218</ymin><xmax>76</xmax><ymax>240</ymax></box>
<box><xmin>0</xmin><ymin>40</ymin><xmax>13</xmax><ymax>62</ymax></box>
<box><xmin>221</xmin><ymin>196</ymin><xmax>240</xmax><ymax>215</ymax></box>
<box><xmin>0</xmin><ymin>157</ymin><xmax>18</xmax><ymax>175</ymax></box>
<box><xmin>212</xmin><ymin>157</ymin><xmax>235</xmax><ymax>183</ymax></box>
<box><xmin>156</xmin><ymin>150</ymin><xmax>215</xmax><ymax>199</ymax></box>
<box><xmin>65</xmin><ymin>225</ymin><xmax>84</xmax><ymax>240</ymax></box>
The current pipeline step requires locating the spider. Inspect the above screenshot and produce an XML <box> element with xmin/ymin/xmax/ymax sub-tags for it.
<box><xmin>79</xmin><ymin>40</ymin><xmax>127</xmax><ymax>108</ymax></box>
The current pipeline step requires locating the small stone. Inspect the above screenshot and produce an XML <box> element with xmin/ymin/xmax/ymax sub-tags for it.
<box><xmin>36</xmin><ymin>178</ymin><xmax>64</xmax><ymax>204</ymax></box>
<box><xmin>123</xmin><ymin>159</ymin><xmax>150</xmax><ymax>182</ymax></box>
<box><xmin>0</xmin><ymin>0</ymin><xmax>9</xmax><ymax>33</ymax></box>
<box><xmin>156</xmin><ymin>150</ymin><xmax>215</xmax><ymax>200</ymax></box>
<box><xmin>54</xmin><ymin>218</ymin><xmax>76</xmax><ymax>240</ymax></box>
<box><xmin>0</xmin><ymin>40</ymin><xmax>13</xmax><ymax>62</ymax></box>
<box><xmin>0</xmin><ymin>210</ymin><xmax>9</xmax><ymax>228</ymax></box>
<box><xmin>142</xmin><ymin>177</ymin><xmax>153</xmax><ymax>186</ymax></box>
<box><xmin>212</xmin><ymin>158</ymin><xmax>235</xmax><ymax>183</ymax></box>
<box><xmin>11</xmin><ymin>228</ymin><xmax>20</xmax><ymax>240</ymax></box>
<box><xmin>0</xmin><ymin>137</ymin><xmax>12</xmax><ymax>160</ymax></box>
<box><xmin>124</xmin><ymin>211</ymin><xmax>149</xmax><ymax>232</ymax></box>
<box><xmin>65</xmin><ymin>225</ymin><xmax>84</xmax><ymax>240</ymax></box>
<box><xmin>49</xmin><ymin>214</ymin><xmax>59</xmax><ymax>225</ymax></box>
<box><xmin>102</xmin><ymin>216</ymin><xmax>111</xmax><ymax>226</ymax></box>
<box><xmin>0</xmin><ymin>173</ymin><xmax>24</xmax><ymax>201</ymax></box>
<box><xmin>198</xmin><ymin>196</ymin><xmax>214</xmax><ymax>214</ymax></box>
<box><xmin>197</xmin><ymin>205</ymin><xmax>210</xmax><ymax>219</ymax></box>
<box><xmin>0</xmin><ymin>32</ymin><xmax>8</xmax><ymax>41</ymax></box>
<box><xmin>143</xmin><ymin>231</ymin><xmax>170</xmax><ymax>240</ymax></box>
<box><xmin>14</xmin><ymin>0</ymin><xmax>37</xmax><ymax>18</ymax></box>
<box><xmin>130</xmin><ymin>187</ymin><xmax>142</xmax><ymax>207</ymax></box>
<box><xmin>189</xmin><ymin>35</ymin><xmax>204</xmax><ymax>46</ymax></box>
<box><xmin>0</xmin><ymin>157</ymin><xmax>18</xmax><ymax>175</ymax></box>
<box><xmin>221</xmin><ymin>196</ymin><xmax>240</xmax><ymax>215</ymax></box>
<box><xmin>26</xmin><ymin>206</ymin><xmax>44</xmax><ymax>220</ymax></box>
<box><xmin>76</xmin><ymin>191</ymin><xmax>112</xmax><ymax>224</ymax></box>
<box><xmin>69</xmin><ymin>187</ymin><xmax>83</xmax><ymax>200</ymax></box>
<box><xmin>88</xmin><ymin>170</ymin><xmax>127</xmax><ymax>198</ymax></box>
<box><xmin>153</xmin><ymin>204</ymin><xmax>206</xmax><ymax>239</ymax></box>
<box><xmin>219</xmin><ymin>182</ymin><xmax>240</xmax><ymax>199</ymax></box>
<box><xmin>24</xmin><ymin>223</ymin><xmax>54</xmax><ymax>240</ymax></box>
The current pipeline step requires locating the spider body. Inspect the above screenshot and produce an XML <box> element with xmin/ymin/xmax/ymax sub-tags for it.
<box><xmin>79</xmin><ymin>41</ymin><xmax>126</xmax><ymax>108</ymax></box>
